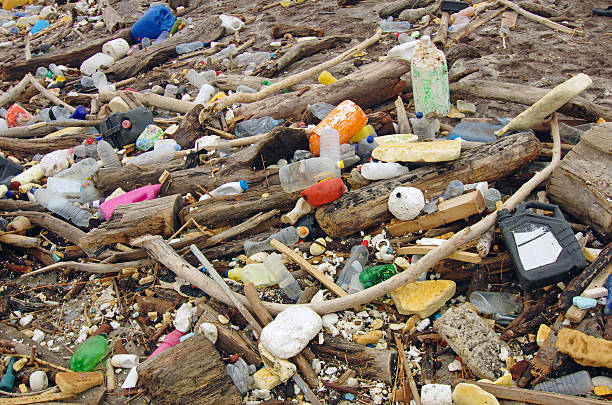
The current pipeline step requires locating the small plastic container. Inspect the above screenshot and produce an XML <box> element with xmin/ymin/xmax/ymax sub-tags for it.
<box><xmin>319</xmin><ymin>127</ymin><xmax>341</xmax><ymax>162</ymax></box>
<box><xmin>410</xmin><ymin>112</ymin><xmax>435</xmax><ymax>140</ymax></box>
<box><xmin>361</xmin><ymin>162</ymin><xmax>409</xmax><ymax>180</ymax></box>
<box><xmin>244</xmin><ymin>226</ymin><xmax>299</xmax><ymax>257</ymax></box>
<box><xmin>337</xmin><ymin>240</ymin><xmax>369</xmax><ymax>291</ymax></box>
<box><xmin>279</xmin><ymin>157</ymin><xmax>341</xmax><ymax>193</ymax></box>
<box><xmin>219</xmin><ymin>14</ymin><xmax>244</xmax><ymax>33</ymax></box>
<box><xmin>357</xmin><ymin>135</ymin><xmax>378</xmax><ymax>162</ymax></box>
<box><xmin>80</xmin><ymin>52</ymin><xmax>114</xmax><ymax>76</ymax></box>
<box><xmin>301</xmin><ymin>177</ymin><xmax>346</xmax><ymax>207</ymax></box>
<box><xmin>534</xmin><ymin>371</ymin><xmax>593</xmax><ymax>396</ymax></box>
<box><xmin>442</xmin><ymin>180</ymin><xmax>464</xmax><ymax>201</ymax></box>
<box><xmin>227</xmin><ymin>263</ymin><xmax>276</xmax><ymax>286</ymax></box>
<box><xmin>310</xmin><ymin>100</ymin><xmax>368</xmax><ymax>156</ymax></box>
<box><xmin>99</xmin><ymin>184</ymin><xmax>162</xmax><ymax>220</ymax></box>
<box><xmin>194</xmin><ymin>84</ymin><xmax>217</xmax><ymax>104</ymax></box>
<box><xmin>263</xmin><ymin>253</ymin><xmax>302</xmax><ymax>300</ymax></box>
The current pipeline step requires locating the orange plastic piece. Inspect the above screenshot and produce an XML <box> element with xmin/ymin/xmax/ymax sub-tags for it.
<box><xmin>301</xmin><ymin>177</ymin><xmax>346</xmax><ymax>207</ymax></box>
<box><xmin>2</xmin><ymin>0</ymin><xmax>30</xmax><ymax>9</ymax></box>
<box><xmin>309</xmin><ymin>100</ymin><xmax>367</xmax><ymax>156</ymax></box>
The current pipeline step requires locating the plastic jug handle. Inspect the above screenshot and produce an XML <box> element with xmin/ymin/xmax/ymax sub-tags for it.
<box><xmin>521</xmin><ymin>201</ymin><xmax>565</xmax><ymax>219</ymax></box>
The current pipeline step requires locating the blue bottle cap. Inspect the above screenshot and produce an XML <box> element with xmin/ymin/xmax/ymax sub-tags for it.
<box><xmin>366</xmin><ymin>135</ymin><xmax>374</xmax><ymax>143</ymax></box>
<box><xmin>416</xmin><ymin>112</ymin><xmax>423</xmax><ymax>118</ymax></box>
<box><xmin>224</xmin><ymin>269</ymin><xmax>230</xmax><ymax>278</ymax></box>
<box><xmin>96</xmin><ymin>136</ymin><xmax>102</xmax><ymax>141</ymax></box>
<box><xmin>70</xmin><ymin>105</ymin><xmax>87</xmax><ymax>120</ymax></box>
<box><xmin>174</xmin><ymin>144</ymin><xmax>181</xmax><ymax>151</ymax></box>
<box><xmin>239</xmin><ymin>179</ymin><xmax>248</xmax><ymax>191</ymax></box>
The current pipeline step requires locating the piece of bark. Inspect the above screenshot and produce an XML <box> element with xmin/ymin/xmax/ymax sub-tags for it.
<box><xmin>466</xmin><ymin>264</ymin><xmax>489</xmax><ymax>299</ymax></box>
<box><xmin>258</xmin><ymin>36</ymin><xmax>351</xmax><ymax>77</ymax></box>
<box><xmin>79</xmin><ymin>194</ymin><xmax>182</xmax><ymax>251</ymax></box>
<box><xmin>234</xmin><ymin>59</ymin><xmax>410</xmax><ymax>121</ymax></box>
<box><xmin>378</xmin><ymin>0</ymin><xmax>434</xmax><ymax>18</ymax></box>
<box><xmin>451</xmin><ymin>80</ymin><xmax>612</xmax><ymax>122</ymax></box>
<box><xmin>0</xmin><ymin>29</ymin><xmax>133</xmax><ymax>81</ymax></box>
<box><xmin>0</xmin><ymin>200</ymin><xmax>45</xmax><ymax>212</ymax></box>
<box><xmin>433</xmin><ymin>11</ymin><xmax>450</xmax><ymax>47</ymax></box>
<box><xmin>137</xmin><ymin>333</ymin><xmax>241</xmax><ymax>404</ymax></box>
<box><xmin>270</xmin><ymin>24</ymin><xmax>324</xmax><ymax>39</ymax></box>
<box><xmin>99</xmin><ymin>0</ymin><xmax>126</xmax><ymax>33</ymax></box>
<box><xmin>0</xmin><ymin>133</ymin><xmax>84</xmax><ymax>158</ymax></box>
<box><xmin>105</xmin><ymin>15</ymin><xmax>224</xmax><ymax>79</ymax></box>
<box><xmin>367</xmin><ymin>111</ymin><xmax>396</xmax><ymax>135</ymax></box>
<box><xmin>502</xmin><ymin>291</ymin><xmax>559</xmax><ymax>341</ymax></box>
<box><xmin>309</xmin><ymin>335</ymin><xmax>396</xmax><ymax>383</ymax></box>
<box><xmin>548</xmin><ymin>123</ymin><xmax>612</xmax><ymax>235</ymax></box>
<box><xmin>173</xmin><ymin>104</ymin><xmax>207</xmax><ymax>149</ymax></box>
<box><xmin>316</xmin><ymin>131</ymin><xmax>540</xmax><ymax>238</ymax></box>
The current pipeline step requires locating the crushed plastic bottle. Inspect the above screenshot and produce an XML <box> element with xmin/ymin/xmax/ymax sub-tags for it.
<box><xmin>442</xmin><ymin>180</ymin><xmax>464</xmax><ymax>201</ymax></box>
<box><xmin>244</xmin><ymin>226</ymin><xmax>299</xmax><ymax>257</ymax></box>
<box><xmin>73</xmin><ymin>143</ymin><xmax>98</xmax><ymax>158</ymax></box>
<box><xmin>378</xmin><ymin>20</ymin><xmax>413</xmax><ymax>32</ymax></box>
<box><xmin>153</xmin><ymin>30</ymin><xmax>169</xmax><ymax>45</ymax></box>
<box><xmin>127</xmin><ymin>140</ymin><xmax>180</xmax><ymax>166</ymax></box>
<box><xmin>92</xmin><ymin>71</ymin><xmax>115</xmax><ymax>93</ymax></box>
<box><xmin>448</xmin><ymin>15</ymin><xmax>470</xmax><ymax>35</ymax></box>
<box><xmin>34</xmin><ymin>188</ymin><xmax>92</xmax><ymax>226</ymax></box>
<box><xmin>410</xmin><ymin>112</ymin><xmax>435</xmax><ymax>140</ymax></box>
<box><xmin>534</xmin><ymin>371</ymin><xmax>593</xmax><ymax>396</ymax></box>
<box><xmin>469</xmin><ymin>291</ymin><xmax>523</xmax><ymax>316</ymax></box>
<box><xmin>235</xmin><ymin>116</ymin><xmax>282</xmax><ymax>138</ymax></box>
<box><xmin>319</xmin><ymin>128</ymin><xmax>341</xmax><ymax>162</ymax></box>
<box><xmin>226</xmin><ymin>263</ymin><xmax>276</xmax><ymax>286</ymax></box>
<box><xmin>263</xmin><ymin>253</ymin><xmax>302</xmax><ymax>300</ymax></box>
<box><xmin>176</xmin><ymin>41</ymin><xmax>204</xmax><ymax>55</ymax></box>
<box><xmin>357</xmin><ymin>135</ymin><xmax>378</xmax><ymax>163</ymax></box>
<box><xmin>279</xmin><ymin>157</ymin><xmax>342</xmax><ymax>193</ymax></box>
<box><xmin>236</xmin><ymin>51</ymin><xmax>273</xmax><ymax>67</ymax></box>
<box><xmin>235</xmin><ymin>84</ymin><xmax>258</xmax><ymax>93</ymax></box>
<box><xmin>54</xmin><ymin>157</ymin><xmax>98</xmax><ymax>179</ymax></box>
<box><xmin>337</xmin><ymin>240</ymin><xmax>369</xmax><ymax>291</ymax></box>
<box><xmin>361</xmin><ymin>162</ymin><xmax>409</xmax><ymax>180</ymax></box>
<box><xmin>447</xmin><ymin>121</ymin><xmax>503</xmax><ymax>143</ymax></box>
<box><xmin>411</xmin><ymin>35</ymin><xmax>450</xmax><ymax>117</ymax></box>
<box><xmin>211</xmin><ymin>43</ymin><xmax>237</xmax><ymax>62</ymax></box>
<box><xmin>97</xmin><ymin>138</ymin><xmax>121</xmax><ymax>168</ymax></box>
<box><xmin>387</xmin><ymin>38</ymin><xmax>420</xmax><ymax>61</ymax></box>
<box><xmin>200</xmin><ymin>180</ymin><xmax>248</xmax><ymax>201</ymax></box>
<box><xmin>226</xmin><ymin>357</ymin><xmax>255</xmax><ymax>394</ymax></box>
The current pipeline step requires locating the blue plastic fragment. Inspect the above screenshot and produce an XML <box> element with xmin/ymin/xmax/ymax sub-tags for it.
<box><xmin>344</xmin><ymin>393</ymin><xmax>355</xmax><ymax>401</ymax></box>
<box><xmin>572</xmin><ymin>296</ymin><xmax>597</xmax><ymax>310</ymax></box>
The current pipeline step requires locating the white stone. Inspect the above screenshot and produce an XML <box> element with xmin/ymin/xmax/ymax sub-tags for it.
<box><xmin>199</xmin><ymin>323</ymin><xmax>218</xmax><ymax>344</ymax></box>
<box><xmin>322</xmin><ymin>313</ymin><xmax>339</xmax><ymax>337</ymax></box>
<box><xmin>325</xmin><ymin>367</ymin><xmax>337</xmax><ymax>375</ymax></box>
<box><xmin>421</xmin><ymin>384</ymin><xmax>452</xmax><ymax>405</ymax></box>
<box><xmin>260</xmin><ymin>307</ymin><xmax>322</xmax><ymax>359</ymax></box>
<box><xmin>173</xmin><ymin>302</ymin><xmax>195</xmax><ymax>333</ymax></box>
<box><xmin>388</xmin><ymin>187</ymin><xmax>425</xmax><ymax>220</ymax></box>
<box><xmin>19</xmin><ymin>314</ymin><xmax>33</xmax><ymax>326</ymax></box>
<box><xmin>448</xmin><ymin>359</ymin><xmax>462</xmax><ymax>372</ymax></box>
<box><xmin>346</xmin><ymin>377</ymin><xmax>359</xmax><ymax>386</ymax></box>
<box><xmin>416</xmin><ymin>318</ymin><xmax>431</xmax><ymax>332</ymax></box>
<box><xmin>32</xmin><ymin>329</ymin><xmax>45</xmax><ymax>343</ymax></box>
<box><xmin>29</xmin><ymin>370</ymin><xmax>48</xmax><ymax>392</ymax></box>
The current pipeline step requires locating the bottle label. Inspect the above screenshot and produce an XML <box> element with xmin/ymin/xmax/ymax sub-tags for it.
<box><xmin>512</xmin><ymin>224</ymin><xmax>562</xmax><ymax>271</ymax></box>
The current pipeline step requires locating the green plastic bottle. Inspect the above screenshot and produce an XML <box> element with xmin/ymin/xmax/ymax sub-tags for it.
<box><xmin>0</xmin><ymin>357</ymin><xmax>16</xmax><ymax>392</ymax></box>
<box><xmin>69</xmin><ymin>334</ymin><xmax>108</xmax><ymax>372</ymax></box>
<box><xmin>359</xmin><ymin>264</ymin><xmax>397</xmax><ymax>288</ymax></box>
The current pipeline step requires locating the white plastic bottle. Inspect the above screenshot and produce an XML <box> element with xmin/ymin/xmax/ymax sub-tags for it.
<box><xmin>279</xmin><ymin>157</ymin><xmax>342</xmax><ymax>193</ymax></box>
<box><xmin>411</xmin><ymin>35</ymin><xmax>450</xmax><ymax>117</ymax></box>
<box><xmin>194</xmin><ymin>84</ymin><xmax>216</xmax><ymax>104</ymax></box>
<box><xmin>97</xmin><ymin>139</ymin><xmax>121</xmax><ymax>168</ymax></box>
<box><xmin>263</xmin><ymin>253</ymin><xmax>302</xmax><ymax>301</ymax></box>
<box><xmin>11</xmin><ymin>164</ymin><xmax>44</xmax><ymax>187</ymax></box>
<box><xmin>127</xmin><ymin>141</ymin><xmax>180</xmax><ymax>166</ymax></box>
<box><xmin>361</xmin><ymin>162</ymin><xmax>409</xmax><ymax>180</ymax></box>
<box><xmin>80</xmin><ymin>52</ymin><xmax>114</xmax><ymax>76</ymax></box>
<box><xmin>357</xmin><ymin>135</ymin><xmax>378</xmax><ymax>162</ymax></box>
<box><xmin>410</xmin><ymin>112</ymin><xmax>435</xmax><ymax>140</ymax></box>
<box><xmin>54</xmin><ymin>157</ymin><xmax>98</xmax><ymax>179</ymax></box>
<box><xmin>34</xmin><ymin>188</ymin><xmax>92</xmax><ymax>226</ymax></box>
<box><xmin>387</xmin><ymin>38</ymin><xmax>420</xmax><ymax>61</ymax></box>
<box><xmin>200</xmin><ymin>180</ymin><xmax>248</xmax><ymax>201</ymax></box>
<box><xmin>318</xmin><ymin>127</ymin><xmax>340</xmax><ymax>163</ymax></box>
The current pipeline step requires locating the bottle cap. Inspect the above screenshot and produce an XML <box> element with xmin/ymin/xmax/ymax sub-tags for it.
<box><xmin>361</xmin><ymin>239</ymin><xmax>369</xmax><ymax>247</ymax></box>
<box><xmin>416</xmin><ymin>112</ymin><xmax>423</xmax><ymax>118</ymax></box>
<box><xmin>239</xmin><ymin>179</ymin><xmax>248</xmax><ymax>191</ymax></box>
<box><xmin>367</xmin><ymin>135</ymin><xmax>374</xmax><ymax>143</ymax></box>
<box><xmin>224</xmin><ymin>269</ymin><xmax>230</xmax><ymax>278</ymax></box>
<box><xmin>86</xmin><ymin>137</ymin><xmax>94</xmax><ymax>144</ymax></box>
<box><xmin>121</xmin><ymin>119</ymin><xmax>131</xmax><ymax>129</ymax></box>
<box><xmin>296</xmin><ymin>226</ymin><xmax>309</xmax><ymax>239</ymax></box>
<box><xmin>96</xmin><ymin>136</ymin><xmax>102</xmax><ymax>141</ymax></box>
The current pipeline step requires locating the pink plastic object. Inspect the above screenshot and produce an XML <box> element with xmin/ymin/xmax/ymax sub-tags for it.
<box><xmin>99</xmin><ymin>184</ymin><xmax>161</xmax><ymax>220</ymax></box>
<box><xmin>149</xmin><ymin>329</ymin><xmax>185</xmax><ymax>358</ymax></box>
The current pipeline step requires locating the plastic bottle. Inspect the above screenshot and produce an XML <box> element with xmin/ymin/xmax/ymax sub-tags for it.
<box><xmin>263</xmin><ymin>253</ymin><xmax>302</xmax><ymax>300</ymax></box>
<box><xmin>350</xmin><ymin>124</ymin><xmax>377</xmax><ymax>143</ymax></box>
<box><xmin>193</xmin><ymin>84</ymin><xmax>216</xmax><ymax>104</ymax></box>
<box><xmin>176</xmin><ymin>41</ymin><xmax>204</xmax><ymax>55</ymax></box>
<box><xmin>310</xmin><ymin>100</ymin><xmax>368</xmax><ymax>156</ymax></box>
<box><xmin>319</xmin><ymin>127</ymin><xmax>341</xmax><ymax>162</ymax></box>
<box><xmin>127</xmin><ymin>141</ymin><xmax>179</xmax><ymax>166</ymax></box>
<box><xmin>359</xmin><ymin>264</ymin><xmax>397</xmax><ymax>288</ymax></box>
<box><xmin>442</xmin><ymin>180</ymin><xmax>464</xmax><ymax>201</ymax></box>
<box><xmin>35</xmin><ymin>189</ymin><xmax>93</xmax><ymax>226</ymax></box>
<box><xmin>378</xmin><ymin>20</ymin><xmax>413</xmax><ymax>32</ymax></box>
<box><xmin>361</xmin><ymin>162</ymin><xmax>409</xmax><ymax>180</ymax></box>
<box><xmin>337</xmin><ymin>240</ymin><xmax>369</xmax><ymax>291</ymax></box>
<box><xmin>226</xmin><ymin>357</ymin><xmax>253</xmax><ymax>394</ymax></box>
<box><xmin>10</xmin><ymin>164</ymin><xmax>43</xmax><ymax>188</ymax></box>
<box><xmin>93</xmin><ymin>71</ymin><xmax>115</xmax><ymax>93</ymax></box>
<box><xmin>447</xmin><ymin>122</ymin><xmax>502</xmax><ymax>143</ymax></box>
<box><xmin>397</xmin><ymin>32</ymin><xmax>417</xmax><ymax>44</ymax></box>
<box><xmin>211</xmin><ymin>43</ymin><xmax>237</xmax><ymax>62</ymax></box>
<box><xmin>236</xmin><ymin>52</ymin><xmax>272</xmax><ymax>67</ymax></box>
<box><xmin>80</xmin><ymin>76</ymin><xmax>95</xmax><ymax>90</ymax></box>
<box><xmin>244</xmin><ymin>226</ymin><xmax>299</xmax><ymax>257</ymax></box>
<box><xmin>235</xmin><ymin>116</ymin><xmax>281</xmax><ymax>138</ymax></box>
<box><xmin>149</xmin><ymin>329</ymin><xmax>185</xmax><ymax>358</ymax></box>
<box><xmin>185</xmin><ymin>69</ymin><xmax>213</xmax><ymax>89</ymax></box>
<box><xmin>39</xmin><ymin>149</ymin><xmax>73</xmax><ymax>177</ymax></box>
<box><xmin>448</xmin><ymin>15</ymin><xmax>470</xmax><ymax>35</ymax></box>
<box><xmin>347</xmin><ymin>272</ymin><xmax>365</xmax><ymax>294</ymax></box>
<box><xmin>483</xmin><ymin>188</ymin><xmax>502</xmax><ymax>211</ymax></box>
<box><xmin>80</xmin><ymin>52</ymin><xmax>114</xmax><ymax>76</ymax></box>
<box><xmin>35</xmin><ymin>66</ymin><xmax>49</xmax><ymax>79</ymax></box>
<box><xmin>102</xmin><ymin>38</ymin><xmax>130</xmax><ymax>60</ymax></box>
<box><xmin>387</xmin><ymin>39</ymin><xmax>420</xmax><ymax>61</ymax></box>
<box><xmin>340</xmin><ymin>143</ymin><xmax>356</xmax><ymax>160</ymax></box>
<box><xmin>301</xmin><ymin>177</ymin><xmax>346</xmax><ymax>206</ymax></box>
<box><xmin>410</xmin><ymin>112</ymin><xmax>435</xmax><ymax>140</ymax></box>
<box><xmin>357</xmin><ymin>135</ymin><xmax>378</xmax><ymax>163</ymax></box>
<box><xmin>235</xmin><ymin>84</ymin><xmax>257</xmax><ymax>93</ymax></box>
<box><xmin>153</xmin><ymin>30</ymin><xmax>169</xmax><ymax>45</ymax></box>
<box><xmin>0</xmin><ymin>357</ymin><xmax>16</xmax><ymax>392</ymax></box>
<box><xmin>307</xmin><ymin>102</ymin><xmax>335</xmax><ymax>121</ymax></box>
<box><xmin>219</xmin><ymin>14</ymin><xmax>244</xmax><ymax>33</ymax></box>
<box><xmin>73</xmin><ymin>144</ymin><xmax>98</xmax><ymax>158</ymax></box>
<box><xmin>411</xmin><ymin>35</ymin><xmax>450</xmax><ymax>117</ymax></box>
<box><xmin>469</xmin><ymin>291</ymin><xmax>523</xmax><ymax>315</ymax></box>
<box><xmin>279</xmin><ymin>157</ymin><xmax>342</xmax><ymax>193</ymax></box>
<box><xmin>99</xmin><ymin>184</ymin><xmax>162</xmax><ymax>220</ymax></box>
<box><xmin>534</xmin><ymin>371</ymin><xmax>593</xmax><ymax>396</ymax></box>
<box><xmin>0</xmin><ymin>156</ymin><xmax>23</xmax><ymax>186</ymax></box>
<box><xmin>200</xmin><ymin>180</ymin><xmax>248</xmax><ymax>201</ymax></box>
<box><xmin>97</xmin><ymin>138</ymin><xmax>121</xmax><ymax>168</ymax></box>
<box><xmin>48</xmin><ymin>63</ymin><xmax>62</xmax><ymax>78</ymax></box>
<box><xmin>131</xmin><ymin>4</ymin><xmax>175</xmax><ymax>42</ymax></box>
<box><xmin>69</xmin><ymin>334</ymin><xmax>108</xmax><ymax>372</ymax></box>
<box><xmin>227</xmin><ymin>263</ymin><xmax>277</xmax><ymax>286</ymax></box>
<box><xmin>111</xmin><ymin>354</ymin><xmax>140</xmax><ymax>368</ymax></box>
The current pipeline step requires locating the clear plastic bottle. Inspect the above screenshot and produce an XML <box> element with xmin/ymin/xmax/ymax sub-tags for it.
<box><xmin>263</xmin><ymin>252</ymin><xmax>302</xmax><ymax>300</ymax></box>
<box><xmin>447</xmin><ymin>122</ymin><xmax>502</xmax><ymax>143</ymax></box>
<box><xmin>235</xmin><ymin>116</ymin><xmax>281</xmax><ymax>138</ymax></box>
<box><xmin>35</xmin><ymin>188</ymin><xmax>92</xmax><ymax>226</ymax></box>
<box><xmin>411</xmin><ymin>35</ymin><xmax>450</xmax><ymax>117</ymax></box>
<box><xmin>442</xmin><ymin>180</ymin><xmax>464</xmax><ymax>201</ymax></box>
<box><xmin>534</xmin><ymin>371</ymin><xmax>593</xmax><ymax>396</ymax></box>
<box><xmin>236</xmin><ymin>52</ymin><xmax>272</xmax><ymax>67</ymax></box>
<box><xmin>141</xmin><ymin>37</ymin><xmax>151</xmax><ymax>48</ymax></box>
<box><xmin>337</xmin><ymin>240</ymin><xmax>369</xmax><ymax>291</ymax></box>
<box><xmin>185</xmin><ymin>69</ymin><xmax>210</xmax><ymax>89</ymax></box>
<box><xmin>378</xmin><ymin>20</ymin><xmax>413</xmax><ymax>32</ymax></box>
<box><xmin>35</xmin><ymin>66</ymin><xmax>49</xmax><ymax>79</ymax></box>
<box><xmin>93</xmin><ymin>71</ymin><xmax>114</xmax><ymax>93</ymax></box>
<box><xmin>279</xmin><ymin>157</ymin><xmax>341</xmax><ymax>193</ymax></box>
<box><xmin>397</xmin><ymin>32</ymin><xmax>417</xmax><ymax>44</ymax></box>
<box><xmin>361</xmin><ymin>162</ymin><xmax>409</xmax><ymax>180</ymax></box>
<box><xmin>48</xmin><ymin>63</ymin><xmax>62</xmax><ymax>78</ymax></box>
<box><xmin>193</xmin><ymin>84</ymin><xmax>216</xmax><ymax>104</ymax></box>
<box><xmin>55</xmin><ymin>157</ymin><xmax>98</xmax><ymax>179</ymax></box>
<box><xmin>153</xmin><ymin>30</ymin><xmax>169</xmax><ymax>45</ymax></box>
<box><xmin>226</xmin><ymin>357</ymin><xmax>254</xmax><ymax>395</ymax></box>
<box><xmin>176</xmin><ymin>41</ymin><xmax>203</xmax><ymax>55</ymax></box>
<box><xmin>448</xmin><ymin>15</ymin><xmax>470</xmax><ymax>35</ymax></box>
<box><xmin>226</xmin><ymin>263</ymin><xmax>276</xmax><ymax>286</ymax></box>
<box><xmin>319</xmin><ymin>127</ymin><xmax>340</xmax><ymax>162</ymax></box>
<box><xmin>357</xmin><ymin>135</ymin><xmax>378</xmax><ymax>163</ymax></box>
<box><xmin>73</xmin><ymin>144</ymin><xmax>98</xmax><ymax>158</ymax></box>
<box><xmin>307</xmin><ymin>102</ymin><xmax>335</xmax><ymax>121</ymax></box>
<box><xmin>244</xmin><ymin>226</ymin><xmax>299</xmax><ymax>257</ymax></box>
<box><xmin>97</xmin><ymin>138</ymin><xmax>121</xmax><ymax>168</ymax></box>
<box><xmin>200</xmin><ymin>180</ymin><xmax>248</xmax><ymax>200</ymax></box>
<box><xmin>410</xmin><ymin>112</ymin><xmax>435</xmax><ymax>140</ymax></box>
<box><xmin>347</xmin><ymin>272</ymin><xmax>365</xmax><ymax>294</ymax></box>
<box><xmin>211</xmin><ymin>43</ymin><xmax>237</xmax><ymax>62</ymax></box>
<box><xmin>126</xmin><ymin>141</ymin><xmax>179</xmax><ymax>166</ymax></box>
<box><xmin>483</xmin><ymin>188</ymin><xmax>502</xmax><ymax>211</ymax></box>
<box><xmin>77</xmin><ymin>182</ymin><xmax>101</xmax><ymax>203</ymax></box>
<box><xmin>235</xmin><ymin>84</ymin><xmax>258</xmax><ymax>94</ymax></box>
<box><xmin>387</xmin><ymin>39</ymin><xmax>420</xmax><ymax>61</ymax></box>
<box><xmin>469</xmin><ymin>291</ymin><xmax>523</xmax><ymax>315</ymax></box>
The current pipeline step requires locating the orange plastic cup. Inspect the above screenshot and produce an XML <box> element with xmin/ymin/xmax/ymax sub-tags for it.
<box><xmin>309</xmin><ymin>100</ymin><xmax>368</xmax><ymax>156</ymax></box>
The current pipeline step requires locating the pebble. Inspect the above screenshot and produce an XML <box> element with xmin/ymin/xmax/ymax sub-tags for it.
<box><xmin>218</xmin><ymin>314</ymin><xmax>230</xmax><ymax>324</ymax></box>
<box><xmin>29</xmin><ymin>371</ymin><xmax>48</xmax><ymax>392</ymax></box>
<box><xmin>582</xmin><ymin>287</ymin><xmax>607</xmax><ymax>299</ymax></box>
<box><xmin>456</xmin><ymin>100</ymin><xmax>476</xmax><ymax>114</ymax></box>
<box><xmin>199</xmin><ymin>323</ymin><xmax>218</xmax><ymax>344</ymax></box>
<box><xmin>448</xmin><ymin>359</ymin><xmax>462</xmax><ymax>372</ymax></box>
<box><xmin>453</xmin><ymin>383</ymin><xmax>500</xmax><ymax>405</ymax></box>
<box><xmin>19</xmin><ymin>314</ymin><xmax>33</xmax><ymax>326</ymax></box>
<box><xmin>32</xmin><ymin>329</ymin><xmax>45</xmax><ymax>343</ymax></box>
<box><xmin>252</xmin><ymin>389</ymin><xmax>272</xmax><ymax>400</ymax></box>
<box><xmin>325</xmin><ymin>366</ymin><xmax>338</xmax><ymax>375</ymax></box>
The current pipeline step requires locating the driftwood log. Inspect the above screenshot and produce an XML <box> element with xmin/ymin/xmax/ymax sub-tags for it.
<box><xmin>378</xmin><ymin>0</ymin><xmax>433</xmax><ymax>18</ymax></box>
<box><xmin>94</xmin><ymin>159</ymin><xmax>184</xmax><ymax>197</ymax></box>
<box><xmin>316</xmin><ymin>131</ymin><xmax>541</xmax><ymax>238</ymax></box>
<box><xmin>548</xmin><ymin>122</ymin><xmax>612</xmax><ymax>236</ymax></box>
<box><xmin>270</xmin><ymin>24</ymin><xmax>324</xmax><ymax>39</ymax></box>
<box><xmin>137</xmin><ymin>333</ymin><xmax>242</xmax><ymax>404</ymax></box>
<box><xmin>450</xmin><ymin>80</ymin><xmax>612</xmax><ymax>122</ymax></box>
<box><xmin>309</xmin><ymin>335</ymin><xmax>396</xmax><ymax>384</ymax></box>
<box><xmin>0</xmin><ymin>132</ymin><xmax>85</xmax><ymax>158</ymax></box>
<box><xmin>79</xmin><ymin>194</ymin><xmax>182</xmax><ymax>251</ymax></box>
<box><xmin>234</xmin><ymin>59</ymin><xmax>411</xmax><ymax>121</ymax></box>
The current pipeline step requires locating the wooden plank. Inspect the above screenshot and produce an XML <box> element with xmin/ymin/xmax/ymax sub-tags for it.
<box><xmin>565</xmin><ymin>263</ymin><xmax>612</xmax><ymax>322</ymax></box>
<box><xmin>475</xmin><ymin>381</ymin><xmax>606</xmax><ymax>405</ymax></box>
<box><xmin>269</xmin><ymin>239</ymin><xmax>348</xmax><ymax>297</ymax></box>
<box><xmin>396</xmin><ymin>246</ymin><xmax>482</xmax><ymax>263</ymax></box>
<box><xmin>501</xmin><ymin>11</ymin><xmax>519</xmax><ymax>29</ymax></box>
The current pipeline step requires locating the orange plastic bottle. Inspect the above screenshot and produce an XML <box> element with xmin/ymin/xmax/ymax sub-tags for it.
<box><xmin>309</xmin><ymin>100</ymin><xmax>367</xmax><ymax>156</ymax></box>
<box><xmin>301</xmin><ymin>177</ymin><xmax>346</xmax><ymax>206</ymax></box>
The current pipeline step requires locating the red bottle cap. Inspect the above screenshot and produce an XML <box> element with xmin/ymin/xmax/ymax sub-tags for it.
<box><xmin>121</xmin><ymin>119</ymin><xmax>132</xmax><ymax>129</ymax></box>
<box><xmin>86</xmin><ymin>137</ymin><xmax>94</xmax><ymax>144</ymax></box>
<box><xmin>361</xmin><ymin>239</ymin><xmax>369</xmax><ymax>248</ymax></box>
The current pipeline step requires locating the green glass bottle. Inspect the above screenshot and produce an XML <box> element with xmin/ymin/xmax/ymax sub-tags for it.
<box><xmin>0</xmin><ymin>357</ymin><xmax>16</xmax><ymax>392</ymax></box>
<box><xmin>69</xmin><ymin>334</ymin><xmax>108</xmax><ymax>372</ymax></box>
<box><xmin>359</xmin><ymin>264</ymin><xmax>397</xmax><ymax>288</ymax></box>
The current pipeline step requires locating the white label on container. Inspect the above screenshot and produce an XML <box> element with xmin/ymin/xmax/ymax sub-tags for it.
<box><xmin>512</xmin><ymin>226</ymin><xmax>562</xmax><ymax>271</ymax></box>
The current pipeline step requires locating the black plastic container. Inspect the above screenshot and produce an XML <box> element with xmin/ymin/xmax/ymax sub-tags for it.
<box><xmin>0</xmin><ymin>156</ymin><xmax>23</xmax><ymax>187</ymax></box>
<box><xmin>98</xmin><ymin>107</ymin><xmax>154</xmax><ymax>149</ymax></box>
<box><xmin>497</xmin><ymin>202</ymin><xmax>587</xmax><ymax>290</ymax></box>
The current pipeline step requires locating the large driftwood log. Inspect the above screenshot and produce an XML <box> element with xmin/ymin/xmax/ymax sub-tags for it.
<box><xmin>270</xmin><ymin>24</ymin><xmax>324</xmax><ymax>39</ymax></box>
<box><xmin>450</xmin><ymin>80</ymin><xmax>612</xmax><ymax>122</ymax></box>
<box><xmin>0</xmin><ymin>133</ymin><xmax>85</xmax><ymax>158</ymax></box>
<box><xmin>548</xmin><ymin>122</ymin><xmax>612</xmax><ymax>236</ymax></box>
<box><xmin>105</xmin><ymin>15</ymin><xmax>224</xmax><ymax>79</ymax></box>
<box><xmin>137</xmin><ymin>333</ymin><xmax>242</xmax><ymax>404</ymax></box>
<box><xmin>316</xmin><ymin>131</ymin><xmax>541</xmax><ymax>238</ymax></box>
<box><xmin>258</xmin><ymin>36</ymin><xmax>351</xmax><ymax>77</ymax></box>
<box><xmin>80</xmin><ymin>194</ymin><xmax>182</xmax><ymax>251</ymax></box>
<box><xmin>378</xmin><ymin>0</ymin><xmax>433</xmax><ymax>18</ymax></box>
<box><xmin>309</xmin><ymin>335</ymin><xmax>396</xmax><ymax>384</ymax></box>
<box><xmin>94</xmin><ymin>159</ymin><xmax>184</xmax><ymax>197</ymax></box>
<box><xmin>234</xmin><ymin>59</ymin><xmax>410</xmax><ymax>121</ymax></box>
<box><xmin>0</xmin><ymin>29</ymin><xmax>133</xmax><ymax>81</ymax></box>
